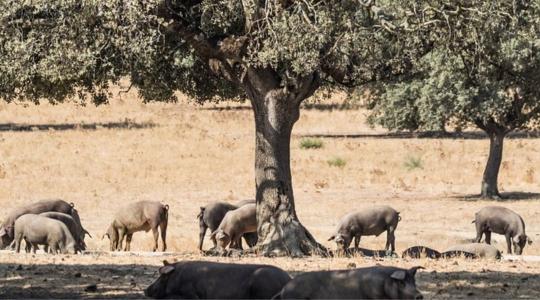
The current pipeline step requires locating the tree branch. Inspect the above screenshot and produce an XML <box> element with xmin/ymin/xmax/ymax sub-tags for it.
<box><xmin>156</xmin><ymin>1</ymin><xmax>246</xmax><ymax>84</ymax></box>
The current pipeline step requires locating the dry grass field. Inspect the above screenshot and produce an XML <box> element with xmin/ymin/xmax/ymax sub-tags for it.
<box><xmin>1</xmin><ymin>87</ymin><xmax>540</xmax><ymax>298</ymax></box>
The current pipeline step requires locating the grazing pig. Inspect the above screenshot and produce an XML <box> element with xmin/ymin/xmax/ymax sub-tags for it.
<box><xmin>197</xmin><ymin>200</ymin><xmax>257</xmax><ymax>251</ymax></box>
<box><xmin>210</xmin><ymin>203</ymin><xmax>256</xmax><ymax>250</ymax></box>
<box><xmin>444</xmin><ymin>243</ymin><xmax>501</xmax><ymax>259</ymax></box>
<box><xmin>473</xmin><ymin>206</ymin><xmax>532</xmax><ymax>255</ymax></box>
<box><xmin>14</xmin><ymin>214</ymin><xmax>76</xmax><ymax>254</ymax></box>
<box><xmin>0</xmin><ymin>199</ymin><xmax>76</xmax><ymax>249</ymax></box>
<box><xmin>274</xmin><ymin>266</ymin><xmax>423</xmax><ymax>299</ymax></box>
<box><xmin>402</xmin><ymin>246</ymin><xmax>442</xmax><ymax>259</ymax></box>
<box><xmin>145</xmin><ymin>260</ymin><xmax>291</xmax><ymax>299</ymax></box>
<box><xmin>328</xmin><ymin>206</ymin><xmax>400</xmax><ymax>252</ymax></box>
<box><xmin>40</xmin><ymin>212</ymin><xmax>91</xmax><ymax>253</ymax></box>
<box><xmin>104</xmin><ymin>201</ymin><xmax>168</xmax><ymax>252</ymax></box>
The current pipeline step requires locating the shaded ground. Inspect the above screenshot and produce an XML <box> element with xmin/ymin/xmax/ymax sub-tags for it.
<box><xmin>1</xmin><ymin>253</ymin><xmax>540</xmax><ymax>299</ymax></box>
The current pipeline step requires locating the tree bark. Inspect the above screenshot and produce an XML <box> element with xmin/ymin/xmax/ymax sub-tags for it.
<box><xmin>245</xmin><ymin>71</ymin><xmax>326</xmax><ymax>257</ymax></box>
<box><xmin>481</xmin><ymin>130</ymin><xmax>506</xmax><ymax>199</ymax></box>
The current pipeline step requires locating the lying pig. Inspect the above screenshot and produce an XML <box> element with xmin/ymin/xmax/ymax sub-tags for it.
<box><xmin>345</xmin><ymin>247</ymin><xmax>397</xmax><ymax>258</ymax></box>
<box><xmin>197</xmin><ymin>200</ymin><xmax>257</xmax><ymax>251</ymax></box>
<box><xmin>210</xmin><ymin>203</ymin><xmax>256</xmax><ymax>250</ymax></box>
<box><xmin>104</xmin><ymin>201</ymin><xmax>168</xmax><ymax>252</ymax></box>
<box><xmin>274</xmin><ymin>266</ymin><xmax>423</xmax><ymax>299</ymax></box>
<box><xmin>0</xmin><ymin>199</ymin><xmax>76</xmax><ymax>249</ymax></box>
<box><xmin>40</xmin><ymin>212</ymin><xmax>91</xmax><ymax>253</ymax></box>
<box><xmin>328</xmin><ymin>206</ymin><xmax>400</xmax><ymax>252</ymax></box>
<box><xmin>402</xmin><ymin>246</ymin><xmax>442</xmax><ymax>259</ymax></box>
<box><xmin>444</xmin><ymin>243</ymin><xmax>501</xmax><ymax>259</ymax></box>
<box><xmin>14</xmin><ymin>214</ymin><xmax>76</xmax><ymax>254</ymax></box>
<box><xmin>144</xmin><ymin>260</ymin><xmax>291</xmax><ymax>299</ymax></box>
<box><xmin>440</xmin><ymin>250</ymin><xmax>478</xmax><ymax>259</ymax></box>
<box><xmin>473</xmin><ymin>206</ymin><xmax>532</xmax><ymax>255</ymax></box>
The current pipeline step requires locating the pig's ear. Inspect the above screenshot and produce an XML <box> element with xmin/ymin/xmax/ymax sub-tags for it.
<box><xmin>390</xmin><ymin>270</ymin><xmax>406</xmax><ymax>281</ymax></box>
<box><xmin>328</xmin><ymin>235</ymin><xmax>335</xmax><ymax>241</ymax></box>
<box><xmin>159</xmin><ymin>265</ymin><xmax>175</xmax><ymax>275</ymax></box>
<box><xmin>408</xmin><ymin>266</ymin><xmax>424</xmax><ymax>277</ymax></box>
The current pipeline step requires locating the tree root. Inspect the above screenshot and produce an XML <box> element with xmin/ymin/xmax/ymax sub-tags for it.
<box><xmin>256</xmin><ymin>221</ymin><xmax>329</xmax><ymax>258</ymax></box>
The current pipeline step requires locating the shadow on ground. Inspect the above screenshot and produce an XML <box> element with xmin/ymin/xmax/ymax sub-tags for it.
<box><xmin>416</xmin><ymin>270</ymin><xmax>540</xmax><ymax>299</ymax></box>
<box><xmin>297</xmin><ymin>131</ymin><xmax>540</xmax><ymax>140</ymax></box>
<box><xmin>0</xmin><ymin>262</ymin><xmax>155</xmax><ymax>299</ymax></box>
<box><xmin>0</xmin><ymin>121</ymin><xmax>156</xmax><ymax>132</ymax></box>
<box><xmin>455</xmin><ymin>192</ymin><xmax>540</xmax><ymax>201</ymax></box>
<box><xmin>1</xmin><ymin>262</ymin><xmax>539</xmax><ymax>298</ymax></box>
<box><xmin>200</xmin><ymin>102</ymin><xmax>360</xmax><ymax>111</ymax></box>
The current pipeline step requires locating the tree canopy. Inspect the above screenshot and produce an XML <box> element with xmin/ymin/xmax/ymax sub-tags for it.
<box><xmin>0</xmin><ymin>1</ymin><xmax>422</xmax><ymax>104</ymax></box>
<box><xmin>369</xmin><ymin>1</ymin><xmax>540</xmax><ymax>132</ymax></box>
<box><xmin>367</xmin><ymin>0</ymin><xmax>540</xmax><ymax>198</ymax></box>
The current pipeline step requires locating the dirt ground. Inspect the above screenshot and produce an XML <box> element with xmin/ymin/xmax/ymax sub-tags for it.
<box><xmin>1</xmin><ymin>87</ymin><xmax>540</xmax><ymax>298</ymax></box>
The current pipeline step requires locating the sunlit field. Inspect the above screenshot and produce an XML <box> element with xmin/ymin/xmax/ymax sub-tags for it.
<box><xmin>1</xmin><ymin>88</ymin><xmax>539</xmax><ymax>298</ymax></box>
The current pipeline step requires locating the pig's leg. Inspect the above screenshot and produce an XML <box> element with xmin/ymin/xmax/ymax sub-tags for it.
<box><xmin>354</xmin><ymin>236</ymin><xmax>360</xmax><ymax>250</ymax></box>
<box><xmin>14</xmin><ymin>236</ymin><xmax>21</xmax><ymax>253</ymax></box>
<box><xmin>474</xmin><ymin>222</ymin><xmax>483</xmax><ymax>243</ymax></box>
<box><xmin>152</xmin><ymin>227</ymin><xmax>159</xmax><ymax>252</ymax></box>
<box><xmin>228</xmin><ymin>233</ymin><xmax>237</xmax><ymax>249</ymax></box>
<box><xmin>117</xmin><ymin>228</ymin><xmax>126</xmax><ymax>251</ymax></box>
<box><xmin>391</xmin><ymin>230</ymin><xmax>396</xmax><ymax>252</ymax></box>
<box><xmin>236</xmin><ymin>235</ymin><xmax>244</xmax><ymax>250</ymax></box>
<box><xmin>24</xmin><ymin>241</ymin><xmax>31</xmax><ymax>253</ymax></box>
<box><xmin>231</xmin><ymin>233</ymin><xmax>243</xmax><ymax>250</ymax></box>
<box><xmin>159</xmin><ymin>221</ymin><xmax>167</xmax><ymax>252</ymax></box>
<box><xmin>124</xmin><ymin>234</ymin><xmax>133</xmax><ymax>251</ymax></box>
<box><xmin>198</xmin><ymin>223</ymin><xmax>207</xmax><ymax>251</ymax></box>
<box><xmin>485</xmin><ymin>231</ymin><xmax>492</xmax><ymax>244</ymax></box>
<box><xmin>505</xmin><ymin>234</ymin><xmax>513</xmax><ymax>254</ymax></box>
<box><xmin>32</xmin><ymin>243</ymin><xmax>39</xmax><ymax>254</ymax></box>
<box><xmin>386</xmin><ymin>227</ymin><xmax>396</xmax><ymax>252</ymax></box>
<box><xmin>210</xmin><ymin>227</ymin><xmax>218</xmax><ymax>249</ymax></box>
<box><xmin>237</xmin><ymin>236</ymin><xmax>244</xmax><ymax>250</ymax></box>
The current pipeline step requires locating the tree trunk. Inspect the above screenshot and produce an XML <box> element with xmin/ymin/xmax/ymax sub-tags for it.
<box><xmin>246</xmin><ymin>74</ymin><xmax>326</xmax><ymax>257</ymax></box>
<box><xmin>481</xmin><ymin>130</ymin><xmax>506</xmax><ymax>199</ymax></box>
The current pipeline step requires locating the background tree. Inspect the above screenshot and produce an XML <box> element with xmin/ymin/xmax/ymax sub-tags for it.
<box><xmin>0</xmin><ymin>1</ymin><xmax>422</xmax><ymax>256</ymax></box>
<box><xmin>367</xmin><ymin>0</ymin><xmax>540</xmax><ymax>199</ymax></box>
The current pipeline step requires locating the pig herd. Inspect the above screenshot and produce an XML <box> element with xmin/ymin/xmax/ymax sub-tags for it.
<box><xmin>0</xmin><ymin>198</ymin><xmax>533</xmax><ymax>299</ymax></box>
<box><xmin>0</xmin><ymin>199</ymin><xmax>168</xmax><ymax>254</ymax></box>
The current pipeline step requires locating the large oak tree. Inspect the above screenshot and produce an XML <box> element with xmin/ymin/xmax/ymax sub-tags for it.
<box><xmin>0</xmin><ymin>1</ymin><xmax>421</xmax><ymax>256</ymax></box>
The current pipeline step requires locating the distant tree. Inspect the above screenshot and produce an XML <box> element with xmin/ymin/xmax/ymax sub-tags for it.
<box><xmin>0</xmin><ymin>1</ymin><xmax>423</xmax><ymax>256</ymax></box>
<box><xmin>367</xmin><ymin>1</ymin><xmax>540</xmax><ymax>199</ymax></box>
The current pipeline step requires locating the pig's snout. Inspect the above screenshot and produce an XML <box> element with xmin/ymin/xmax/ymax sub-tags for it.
<box><xmin>335</xmin><ymin>236</ymin><xmax>345</xmax><ymax>244</ymax></box>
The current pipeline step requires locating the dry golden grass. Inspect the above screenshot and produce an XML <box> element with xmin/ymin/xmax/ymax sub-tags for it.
<box><xmin>1</xmin><ymin>88</ymin><xmax>540</xmax><ymax>298</ymax></box>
